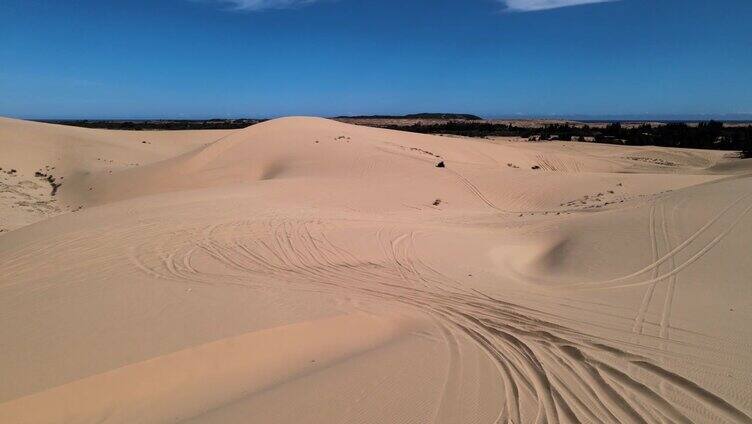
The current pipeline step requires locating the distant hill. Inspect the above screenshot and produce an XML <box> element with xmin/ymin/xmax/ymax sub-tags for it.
<box><xmin>336</xmin><ymin>113</ymin><xmax>483</xmax><ymax>120</ymax></box>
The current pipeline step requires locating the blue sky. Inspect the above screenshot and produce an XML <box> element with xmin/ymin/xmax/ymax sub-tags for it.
<box><xmin>1</xmin><ymin>0</ymin><xmax>750</xmax><ymax>119</ymax></box>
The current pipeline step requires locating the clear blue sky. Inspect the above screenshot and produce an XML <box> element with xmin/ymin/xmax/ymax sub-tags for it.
<box><xmin>1</xmin><ymin>0</ymin><xmax>750</xmax><ymax>119</ymax></box>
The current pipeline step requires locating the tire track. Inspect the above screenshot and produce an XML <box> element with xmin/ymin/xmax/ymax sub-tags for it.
<box><xmin>659</xmin><ymin>202</ymin><xmax>681</xmax><ymax>341</ymax></box>
<box><xmin>553</xmin><ymin>193</ymin><xmax>752</xmax><ymax>290</ymax></box>
<box><xmin>127</xmin><ymin>218</ymin><xmax>752</xmax><ymax>423</ymax></box>
<box><xmin>633</xmin><ymin>202</ymin><xmax>661</xmax><ymax>335</ymax></box>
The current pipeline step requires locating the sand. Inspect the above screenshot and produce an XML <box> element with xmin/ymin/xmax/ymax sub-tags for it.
<box><xmin>1</xmin><ymin>116</ymin><xmax>751</xmax><ymax>423</ymax></box>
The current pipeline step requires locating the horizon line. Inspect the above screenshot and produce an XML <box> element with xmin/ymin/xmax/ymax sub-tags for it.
<box><xmin>11</xmin><ymin>113</ymin><xmax>752</xmax><ymax>123</ymax></box>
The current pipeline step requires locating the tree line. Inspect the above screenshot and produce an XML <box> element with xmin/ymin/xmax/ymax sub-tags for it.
<box><xmin>381</xmin><ymin>121</ymin><xmax>752</xmax><ymax>158</ymax></box>
<box><xmin>40</xmin><ymin>119</ymin><xmax>264</xmax><ymax>131</ymax></box>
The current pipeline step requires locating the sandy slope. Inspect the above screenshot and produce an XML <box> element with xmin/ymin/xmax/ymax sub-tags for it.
<box><xmin>1</xmin><ymin>116</ymin><xmax>751</xmax><ymax>423</ymax></box>
<box><xmin>0</xmin><ymin>117</ymin><xmax>231</xmax><ymax>232</ymax></box>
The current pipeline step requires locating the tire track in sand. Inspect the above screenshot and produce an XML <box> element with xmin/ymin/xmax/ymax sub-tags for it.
<box><xmin>128</xmin><ymin>218</ymin><xmax>752</xmax><ymax>423</ymax></box>
<box><xmin>633</xmin><ymin>201</ymin><xmax>661</xmax><ymax>335</ymax></box>
<box><xmin>552</xmin><ymin>193</ymin><xmax>752</xmax><ymax>290</ymax></box>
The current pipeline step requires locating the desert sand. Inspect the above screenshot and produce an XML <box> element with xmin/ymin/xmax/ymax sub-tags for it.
<box><xmin>1</xmin><ymin>116</ymin><xmax>751</xmax><ymax>423</ymax></box>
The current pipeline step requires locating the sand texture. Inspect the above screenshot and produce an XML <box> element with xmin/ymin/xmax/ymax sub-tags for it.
<box><xmin>1</xmin><ymin>116</ymin><xmax>751</xmax><ymax>423</ymax></box>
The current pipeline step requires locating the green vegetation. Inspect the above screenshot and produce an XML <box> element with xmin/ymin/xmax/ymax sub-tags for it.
<box><xmin>337</xmin><ymin>113</ymin><xmax>483</xmax><ymax>120</ymax></box>
<box><xmin>39</xmin><ymin>119</ymin><xmax>264</xmax><ymax>130</ymax></box>
<box><xmin>381</xmin><ymin>121</ymin><xmax>752</xmax><ymax>157</ymax></box>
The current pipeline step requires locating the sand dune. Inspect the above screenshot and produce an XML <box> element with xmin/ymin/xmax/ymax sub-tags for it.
<box><xmin>0</xmin><ymin>117</ymin><xmax>231</xmax><ymax>232</ymax></box>
<box><xmin>1</xmin><ymin>116</ymin><xmax>751</xmax><ymax>423</ymax></box>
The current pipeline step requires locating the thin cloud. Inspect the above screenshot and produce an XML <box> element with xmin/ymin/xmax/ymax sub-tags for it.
<box><xmin>502</xmin><ymin>0</ymin><xmax>620</xmax><ymax>12</ymax></box>
<box><xmin>203</xmin><ymin>0</ymin><xmax>619</xmax><ymax>13</ymax></box>
<box><xmin>211</xmin><ymin>0</ymin><xmax>319</xmax><ymax>11</ymax></box>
